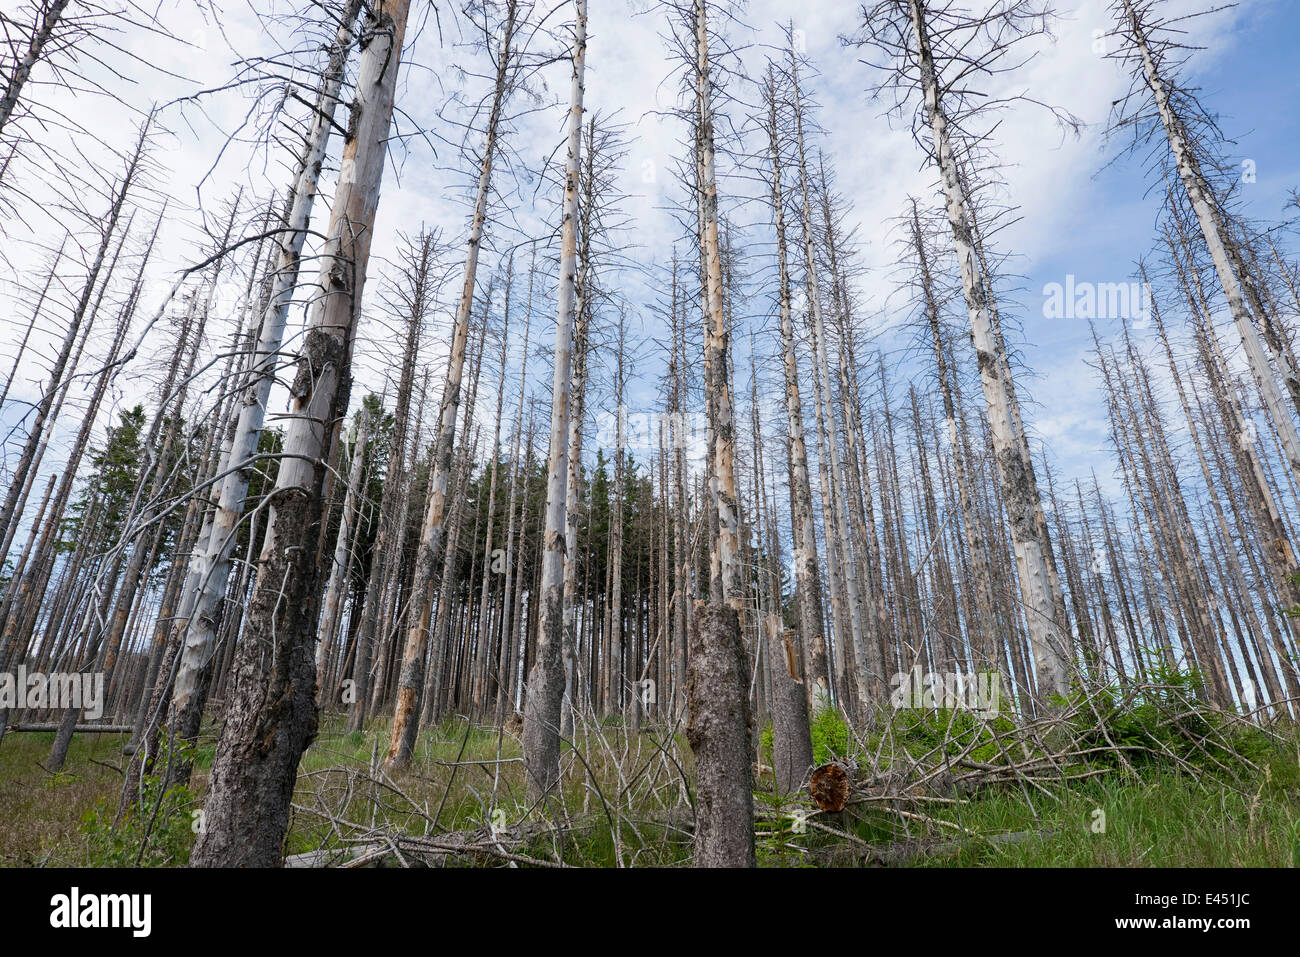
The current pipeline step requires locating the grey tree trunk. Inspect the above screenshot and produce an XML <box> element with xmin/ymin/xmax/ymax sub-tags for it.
<box><xmin>387</xmin><ymin>0</ymin><xmax>520</xmax><ymax>768</ymax></box>
<box><xmin>1120</xmin><ymin>0</ymin><xmax>1300</xmax><ymax>484</ymax></box>
<box><xmin>0</xmin><ymin>119</ymin><xmax>148</xmax><ymax>553</ymax></box>
<box><xmin>686</xmin><ymin>0</ymin><xmax>754</xmax><ymax>868</ymax></box>
<box><xmin>168</xmin><ymin>0</ymin><xmax>363</xmax><ymax>741</ymax></box>
<box><xmin>317</xmin><ymin>410</ymin><xmax>370</xmax><ymax>704</ymax></box>
<box><xmin>494</xmin><ymin>255</ymin><xmax>534</xmax><ymax>724</ymax></box>
<box><xmin>0</xmin><ymin>0</ymin><xmax>70</xmax><ymax>136</ymax></box>
<box><xmin>190</xmin><ymin>0</ymin><xmax>411</xmax><ymax>866</ymax></box>
<box><xmin>687</xmin><ymin>601</ymin><xmax>755</xmax><ymax>866</ymax></box>
<box><xmin>522</xmin><ymin>0</ymin><xmax>586</xmax><ymax>802</ymax></box>
<box><xmin>907</xmin><ymin>0</ymin><xmax>1069</xmax><ymax>698</ymax></box>
<box><xmin>762</xmin><ymin>68</ymin><xmax>830</xmax><ymax>709</ymax></box>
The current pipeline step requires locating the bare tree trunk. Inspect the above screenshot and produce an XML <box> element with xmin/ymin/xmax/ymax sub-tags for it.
<box><xmin>607</xmin><ymin>313</ymin><xmax>627</xmax><ymax>715</ymax></box>
<box><xmin>561</xmin><ymin>137</ymin><xmax>596</xmax><ymax>737</ymax></box>
<box><xmin>522</xmin><ymin>0</ymin><xmax>586</xmax><ymax>802</ymax></box>
<box><xmin>687</xmin><ymin>601</ymin><xmax>754</xmax><ymax>866</ymax></box>
<box><xmin>168</xmin><ymin>0</ymin><xmax>362</xmax><ymax>742</ymax></box>
<box><xmin>686</xmin><ymin>0</ymin><xmax>754</xmax><ymax>868</ymax></box>
<box><xmin>787</xmin><ymin>55</ymin><xmax>869</xmax><ymax>716</ymax></box>
<box><xmin>495</xmin><ymin>259</ymin><xmax>534</xmax><ymax>724</ymax></box>
<box><xmin>317</xmin><ymin>410</ymin><xmax>370</xmax><ymax>705</ymax></box>
<box><xmin>0</xmin><ymin>243</ymin><xmax>60</xmax><ymax>412</ymax></box>
<box><xmin>0</xmin><ymin>119</ymin><xmax>148</xmax><ymax>553</ymax></box>
<box><xmin>751</xmin><ymin>339</ymin><xmax>812</xmax><ymax>793</ymax></box>
<box><xmin>907</xmin><ymin>0</ymin><xmax>1068</xmax><ymax>699</ymax></box>
<box><xmin>762</xmin><ymin>68</ymin><xmax>829</xmax><ymax>709</ymax></box>
<box><xmin>0</xmin><ymin>0</ymin><xmax>70</xmax><ymax>136</ymax></box>
<box><xmin>387</xmin><ymin>0</ymin><xmax>520</xmax><ymax>768</ymax></box>
<box><xmin>1173</xmin><ymin>217</ymin><xmax>1300</xmax><ymax>700</ymax></box>
<box><xmin>471</xmin><ymin>258</ymin><xmax>513</xmax><ymax>718</ymax></box>
<box><xmin>190</xmin><ymin>0</ymin><xmax>411</xmax><ymax>866</ymax></box>
<box><xmin>1120</xmin><ymin>0</ymin><xmax>1300</xmax><ymax>483</ymax></box>
<box><xmin>910</xmin><ymin>201</ymin><xmax>999</xmax><ymax>673</ymax></box>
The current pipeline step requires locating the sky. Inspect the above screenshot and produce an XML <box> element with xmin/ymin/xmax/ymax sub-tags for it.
<box><xmin>2</xmin><ymin>0</ymin><xmax>1299</xmax><ymax>530</ymax></box>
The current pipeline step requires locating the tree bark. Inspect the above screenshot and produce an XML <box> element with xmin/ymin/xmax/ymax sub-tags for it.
<box><xmin>522</xmin><ymin>0</ymin><xmax>586</xmax><ymax>802</ymax></box>
<box><xmin>190</xmin><ymin>0</ymin><xmax>411</xmax><ymax>866</ymax></box>
<box><xmin>387</xmin><ymin>0</ymin><xmax>520</xmax><ymax>769</ymax></box>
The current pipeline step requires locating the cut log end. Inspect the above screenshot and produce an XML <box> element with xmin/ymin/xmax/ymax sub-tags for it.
<box><xmin>809</xmin><ymin>760</ymin><xmax>854</xmax><ymax>813</ymax></box>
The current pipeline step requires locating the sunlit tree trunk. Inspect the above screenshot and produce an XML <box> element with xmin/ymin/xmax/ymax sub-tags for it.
<box><xmin>387</xmin><ymin>0</ymin><xmax>520</xmax><ymax>768</ymax></box>
<box><xmin>522</xmin><ymin>0</ymin><xmax>586</xmax><ymax>801</ymax></box>
<box><xmin>907</xmin><ymin>0</ymin><xmax>1068</xmax><ymax>698</ymax></box>
<box><xmin>191</xmin><ymin>0</ymin><xmax>411</xmax><ymax>866</ymax></box>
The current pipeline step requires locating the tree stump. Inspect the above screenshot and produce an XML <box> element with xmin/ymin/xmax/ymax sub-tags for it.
<box><xmin>808</xmin><ymin>758</ymin><xmax>855</xmax><ymax>813</ymax></box>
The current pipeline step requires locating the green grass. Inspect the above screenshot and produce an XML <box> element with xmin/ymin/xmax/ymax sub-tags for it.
<box><xmin>2</xmin><ymin>711</ymin><xmax>1297</xmax><ymax>867</ymax></box>
<box><xmin>911</xmin><ymin>761</ymin><xmax>1300</xmax><ymax>867</ymax></box>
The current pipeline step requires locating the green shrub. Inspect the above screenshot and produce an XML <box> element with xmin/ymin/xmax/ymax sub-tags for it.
<box><xmin>79</xmin><ymin>770</ymin><xmax>198</xmax><ymax>867</ymax></box>
<box><xmin>887</xmin><ymin>707</ymin><xmax>1017</xmax><ymax>763</ymax></box>
<box><xmin>757</xmin><ymin>707</ymin><xmax>851</xmax><ymax>767</ymax></box>
<box><xmin>810</xmin><ymin>706</ymin><xmax>850</xmax><ymax>765</ymax></box>
<box><xmin>79</xmin><ymin>732</ymin><xmax>200</xmax><ymax>867</ymax></box>
<box><xmin>1066</xmin><ymin>663</ymin><xmax>1272</xmax><ymax>775</ymax></box>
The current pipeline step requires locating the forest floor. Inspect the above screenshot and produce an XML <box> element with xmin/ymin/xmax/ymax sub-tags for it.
<box><xmin>2</xmin><ymin>699</ymin><xmax>1298</xmax><ymax>867</ymax></box>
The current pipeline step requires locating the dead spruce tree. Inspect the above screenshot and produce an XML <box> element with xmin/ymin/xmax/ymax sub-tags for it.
<box><xmin>191</xmin><ymin>0</ymin><xmax>413</xmax><ymax>867</ymax></box>
<box><xmin>0</xmin><ymin>0</ymin><xmax>70</xmax><ymax>137</ymax></box>
<box><xmin>1107</xmin><ymin>0</ymin><xmax>1300</xmax><ymax>483</ymax></box>
<box><xmin>164</xmin><ymin>0</ymin><xmax>364</xmax><ymax>755</ymax></box>
<box><xmin>557</xmin><ymin>112</ymin><xmax>631</xmax><ymax>735</ymax></box>
<box><xmin>0</xmin><ymin>116</ymin><xmax>152</xmax><ymax>555</ymax></box>
<box><xmin>558</xmin><ymin>119</ymin><xmax>596</xmax><ymax>738</ymax></box>
<box><xmin>316</xmin><ymin>407</ymin><xmax>371</xmax><ymax>698</ymax></box>
<box><xmin>787</xmin><ymin>42</ymin><xmax>872</xmax><ymax>717</ymax></box>
<box><xmin>346</xmin><ymin>230</ymin><xmax>443</xmax><ymax>733</ymax></box>
<box><xmin>46</xmin><ymin>194</ymin><xmax>239</xmax><ymax>774</ymax></box>
<box><xmin>756</xmin><ymin>62</ymin><xmax>815</xmax><ymax>791</ymax></box>
<box><xmin>854</xmin><ymin>0</ymin><xmax>1073</xmax><ymax>700</ymax></box>
<box><xmin>0</xmin><ymin>198</ymin><xmax>158</xmax><ymax>743</ymax></box>
<box><xmin>905</xmin><ymin>198</ymin><xmax>1000</xmax><ymax>673</ymax></box>
<box><xmin>494</xmin><ymin>251</ymin><xmax>536</xmax><ymax>724</ymax></box>
<box><xmin>522</xmin><ymin>0</ymin><xmax>586</xmax><ymax>802</ymax></box>
<box><xmin>0</xmin><ymin>0</ymin><xmax>158</xmax><ymax>204</ymax></box>
<box><xmin>681</xmin><ymin>0</ymin><xmax>754</xmax><ymax>868</ymax></box>
<box><xmin>760</xmin><ymin>62</ymin><xmax>829</xmax><ymax>712</ymax></box>
<box><xmin>387</xmin><ymin>0</ymin><xmax>526</xmax><ymax>769</ymax></box>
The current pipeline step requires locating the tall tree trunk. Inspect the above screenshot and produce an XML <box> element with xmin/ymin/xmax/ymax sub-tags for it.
<box><xmin>0</xmin><ymin>119</ymin><xmax>148</xmax><ymax>553</ymax></box>
<box><xmin>762</xmin><ymin>68</ymin><xmax>830</xmax><ymax>708</ymax></box>
<box><xmin>190</xmin><ymin>0</ymin><xmax>411</xmax><ymax>866</ymax></box>
<box><xmin>387</xmin><ymin>0</ymin><xmax>520</xmax><ymax>769</ymax></box>
<box><xmin>495</xmin><ymin>259</ymin><xmax>534</xmax><ymax>724</ymax></box>
<box><xmin>686</xmin><ymin>0</ymin><xmax>754</xmax><ymax>868</ymax></box>
<box><xmin>471</xmin><ymin>257</ymin><xmax>513</xmax><ymax>718</ymax></box>
<box><xmin>907</xmin><ymin>0</ymin><xmax>1068</xmax><ymax>699</ymax></box>
<box><xmin>0</xmin><ymin>0</ymin><xmax>69</xmax><ymax>136</ymax></box>
<box><xmin>317</xmin><ymin>410</ymin><xmax>371</xmax><ymax>704</ymax></box>
<box><xmin>522</xmin><ymin>0</ymin><xmax>586</xmax><ymax>802</ymax></box>
<box><xmin>168</xmin><ymin>0</ymin><xmax>363</xmax><ymax>743</ymax></box>
<box><xmin>1120</xmin><ymin>0</ymin><xmax>1300</xmax><ymax>483</ymax></box>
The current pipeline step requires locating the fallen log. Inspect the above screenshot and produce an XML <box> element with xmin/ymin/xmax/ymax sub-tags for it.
<box><xmin>284</xmin><ymin>807</ymin><xmax>696</xmax><ymax>868</ymax></box>
<box><xmin>8</xmin><ymin>724</ymin><xmax>133</xmax><ymax>734</ymax></box>
<box><xmin>808</xmin><ymin>757</ymin><xmax>857</xmax><ymax>812</ymax></box>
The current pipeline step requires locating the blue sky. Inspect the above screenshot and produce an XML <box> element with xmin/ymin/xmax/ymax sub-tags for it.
<box><xmin>1004</xmin><ymin>0</ymin><xmax>1300</xmax><ymax>497</ymax></box>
